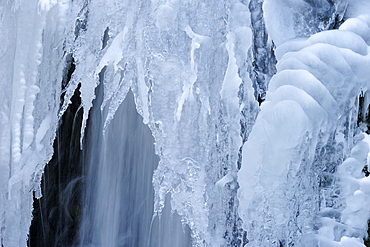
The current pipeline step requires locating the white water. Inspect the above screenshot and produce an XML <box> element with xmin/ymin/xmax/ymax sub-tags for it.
<box><xmin>1</xmin><ymin>0</ymin><xmax>370</xmax><ymax>246</ymax></box>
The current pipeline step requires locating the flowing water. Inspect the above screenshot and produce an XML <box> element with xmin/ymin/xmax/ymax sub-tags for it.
<box><xmin>79</xmin><ymin>88</ymin><xmax>191</xmax><ymax>247</ymax></box>
<box><xmin>3</xmin><ymin>1</ymin><xmax>370</xmax><ymax>246</ymax></box>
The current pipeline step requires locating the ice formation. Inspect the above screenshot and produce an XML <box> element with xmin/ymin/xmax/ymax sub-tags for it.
<box><xmin>238</xmin><ymin>0</ymin><xmax>370</xmax><ymax>246</ymax></box>
<box><xmin>0</xmin><ymin>1</ymin><xmax>66</xmax><ymax>246</ymax></box>
<box><xmin>0</xmin><ymin>0</ymin><xmax>370</xmax><ymax>246</ymax></box>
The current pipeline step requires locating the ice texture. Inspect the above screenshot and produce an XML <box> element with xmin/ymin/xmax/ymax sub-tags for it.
<box><xmin>1</xmin><ymin>0</ymin><xmax>254</xmax><ymax>246</ymax></box>
<box><xmin>1</xmin><ymin>0</ymin><xmax>370</xmax><ymax>246</ymax></box>
<box><xmin>248</xmin><ymin>0</ymin><xmax>277</xmax><ymax>103</ymax></box>
<box><xmin>263</xmin><ymin>0</ymin><xmax>348</xmax><ymax>46</ymax></box>
<box><xmin>238</xmin><ymin>2</ymin><xmax>370</xmax><ymax>246</ymax></box>
<box><xmin>0</xmin><ymin>1</ymin><xmax>67</xmax><ymax>246</ymax></box>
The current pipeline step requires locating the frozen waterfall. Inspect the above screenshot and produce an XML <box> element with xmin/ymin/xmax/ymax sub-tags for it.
<box><xmin>1</xmin><ymin>0</ymin><xmax>370</xmax><ymax>246</ymax></box>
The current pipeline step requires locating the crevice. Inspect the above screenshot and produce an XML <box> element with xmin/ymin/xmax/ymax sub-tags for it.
<box><xmin>358</xmin><ymin>91</ymin><xmax>370</xmax><ymax>134</ymax></box>
<box><xmin>29</xmin><ymin>84</ymin><xmax>83</xmax><ymax>247</ymax></box>
<box><xmin>248</xmin><ymin>0</ymin><xmax>277</xmax><ymax>104</ymax></box>
<box><xmin>101</xmin><ymin>27</ymin><xmax>109</xmax><ymax>50</ymax></box>
<box><xmin>365</xmin><ymin>220</ymin><xmax>370</xmax><ymax>246</ymax></box>
<box><xmin>74</xmin><ymin>0</ymin><xmax>90</xmax><ymax>40</ymax></box>
<box><xmin>61</xmin><ymin>53</ymin><xmax>75</xmax><ymax>92</ymax></box>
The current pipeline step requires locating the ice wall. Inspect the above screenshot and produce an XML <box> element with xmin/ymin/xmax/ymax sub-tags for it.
<box><xmin>59</xmin><ymin>0</ymin><xmax>253</xmax><ymax>245</ymax></box>
<box><xmin>238</xmin><ymin>0</ymin><xmax>370</xmax><ymax>245</ymax></box>
<box><xmin>1</xmin><ymin>0</ymin><xmax>370</xmax><ymax>246</ymax></box>
<box><xmin>1</xmin><ymin>0</ymin><xmax>255</xmax><ymax>246</ymax></box>
<box><xmin>0</xmin><ymin>1</ymin><xmax>69</xmax><ymax>246</ymax></box>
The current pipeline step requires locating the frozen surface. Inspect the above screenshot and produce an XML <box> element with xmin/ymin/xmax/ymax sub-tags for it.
<box><xmin>263</xmin><ymin>0</ymin><xmax>348</xmax><ymax>46</ymax></box>
<box><xmin>1</xmin><ymin>0</ymin><xmax>253</xmax><ymax>246</ymax></box>
<box><xmin>1</xmin><ymin>0</ymin><xmax>370</xmax><ymax>246</ymax></box>
<box><xmin>238</xmin><ymin>1</ymin><xmax>370</xmax><ymax>245</ymax></box>
<box><xmin>0</xmin><ymin>1</ymin><xmax>66</xmax><ymax>246</ymax></box>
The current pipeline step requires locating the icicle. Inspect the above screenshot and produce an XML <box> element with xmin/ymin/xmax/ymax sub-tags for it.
<box><xmin>176</xmin><ymin>25</ymin><xmax>209</xmax><ymax>121</ymax></box>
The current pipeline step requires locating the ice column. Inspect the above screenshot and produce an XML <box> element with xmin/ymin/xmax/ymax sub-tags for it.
<box><xmin>0</xmin><ymin>1</ymin><xmax>66</xmax><ymax>246</ymax></box>
<box><xmin>238</xmin><ymin>3</ymin><xmax>370</xmax><ymax>245</ymax></box>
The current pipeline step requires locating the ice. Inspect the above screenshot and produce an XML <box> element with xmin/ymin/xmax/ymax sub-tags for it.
<box><xmin>176</xmin><ymin>25</ymin><xmax>210</xmax><ymax>121</ymax></box>
<box><xmin>263</xmin><ymin>0</ymin><xmax>296</xmax><ymax>46</ymax></box>
<box><xmin>2</xmin><ymin>0</ymin><xmax>370</xmax><ymax>246</ymax></box>
<box><xmin>154</xmin><ymin>3</ymin><xmax>178</xmax><ymax>31</ymax></box>
<box><xmin>215</xmin><ymin>172</ymin><xmax>235</xmax><ymax>188</ymax></box>
<box><xmin>238</xmin><ymin>6</ymin><xmax>370</xmax><ymax>245</ymax></box>
<box><xmin>35</xmin><ymin>115</ymin><xmax>52</xmax><ymax>152</ymax></box>
<box><xmin>346</xmin><ymin>0</ymin><xmax>370</xmax><ymax>18</ymax></box>
<box><xmin>338</xmin><ymin>157</ymin><xmax>363</xmax><ymax>180</ymax></box>
<box><xmin>38</xmin><ymin>0</ymin><xmax>57</xmax><ymax>12</ymax></box>
<box><xmin>263</xmin><ymin>0</ymin><xmax>347</xmax><ymax>46</ymax></box>
<box><xmin>96</xmin><ymin>29</ymin><xmax>127</xmax><ymax>74</ymax></box>
<box><xmin>339</xmin><ymin>237</ymin><xmax>365</xmax><ymax>247</ymax></box>
<box><xmin>269</xmin><ymin>69</ymin><xmax>338</xmax><ymax>115</ymax></box>
<box><xmin>340</xmin><ymin>18</ymin><xmax>370</xmax><ymax>45</ymax></box>
<box><xmin>337</xmin><ymin>133</ymin><xmax>370</xmax><ymax>212</ymax></box>
<box><xmin>308</xmin><ymin>30</ymin><xmax>368</xmax><ymax>56</ymax></box>
<box><xmin>46</xmin><ymin>0</ymin><xmax>253</xmax><ymax>245</ymax></box>
<box><xmin>238</xmin><ymin>99</ymin><xmax>312</xmax><ymax>243</ymax></box>
<box><xmin>0</xmin><ymin>0</ymin><xmax>68</xmax><ymax>245</ymax></box>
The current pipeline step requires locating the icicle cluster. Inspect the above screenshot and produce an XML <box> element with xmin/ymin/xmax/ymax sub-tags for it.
<box><xmin>0</xmin><ymin>1</ymin><xmax>69</xmax><ymax>246</ymax></box>
<box><xmin>1</xmin><ymin>0</ymin><xmax>370</xmax><ymax>246</ymax></box>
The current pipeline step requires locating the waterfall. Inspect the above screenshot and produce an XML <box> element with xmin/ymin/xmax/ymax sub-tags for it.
<box><xmin>1</xmin><ymin>0</ymin><xmax>370</xmax><ymax>246</ymax></box>
<box><xmin>79</xmin><ymin>86</ymin><xmax>192</xmax><ymax>246</ymax></box>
